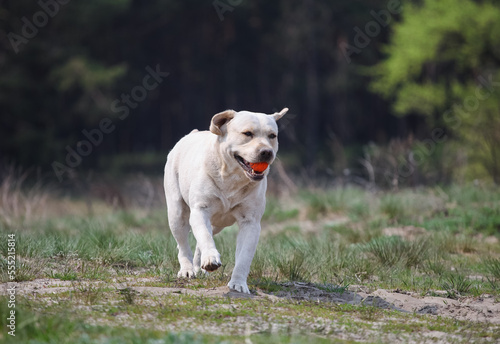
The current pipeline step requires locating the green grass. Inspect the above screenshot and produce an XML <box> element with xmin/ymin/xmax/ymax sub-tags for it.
<box><xmin>363</xmin><ymin>236</ymin><xmax>429</xmax><ymax>268</ymax></box>
<box><xmin>3</xmin><ymin>298</ymin><xmax>347</xmax><ymax>344</ymax></box>
<box><xmin>1</xmin><ymin>193</ymin><xmax>499</xmax><ymax>294</ymax></box>
<box><xmin>441</xmin><ymin>273</ymin><xmax>474</xmax><ymax>298</ymax></box>
<box><xmin>483</xmin><ymin>258</ymin><xmax>500</xmax><ymax>279</ymax></box>
<box><xmin>0</xmin><ymin>184</ymin><xmax>500</xmax><ymax>342</ymax></box>
<box><xmin>262</xmin><ymin>198</ymin><xmax>300</xmax><ymax>222</ymax></box>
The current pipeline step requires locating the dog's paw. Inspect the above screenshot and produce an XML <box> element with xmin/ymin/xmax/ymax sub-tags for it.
<box><xmin>177</xmin><ymin>269</ymin><xmax>196</xmax><ymax>278</ymax></box>
<box><xmin>228</xmin><ymin>280</ymin><xmax>250</xmax><ymax>294</ymax></box>
<box><xmin>201</xmin><ymin>250</ymin><xmax>221</xmax><ymax>272</ymax></box>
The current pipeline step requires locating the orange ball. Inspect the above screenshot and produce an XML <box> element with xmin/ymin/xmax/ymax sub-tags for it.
<box><xmin>249</xmin><ymin>162</ymin><xmax>269</xmax><ymax>173</ymax></box>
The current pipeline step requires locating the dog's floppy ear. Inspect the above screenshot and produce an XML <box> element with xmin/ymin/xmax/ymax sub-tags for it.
<box><xmin>210</xmin><ymin>110</ymin><xmax>236</xmax><ymax>136</ymax></box>
<box><xmin>272</xmin><ymin>107</ymin><xmax>288</xmax><ymax>122</ymax></box>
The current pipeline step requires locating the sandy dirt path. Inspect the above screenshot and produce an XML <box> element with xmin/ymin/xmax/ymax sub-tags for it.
<box><xmin>3</xmin><ymin>278</ymin><xmax>499</xmax><ymax>324</ymax></box>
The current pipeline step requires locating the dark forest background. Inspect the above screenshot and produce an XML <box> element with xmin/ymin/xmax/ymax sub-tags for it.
<box><xmin>1</xmin><ymin>0</ymin><xmax>499</xmax><ymax>187</ymax></box>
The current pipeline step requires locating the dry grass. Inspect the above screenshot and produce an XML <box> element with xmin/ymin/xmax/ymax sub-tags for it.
<box><xmin>0</xmin><ymin>166</ymin><xmax>51</xmax><ymax>226</ymax></box>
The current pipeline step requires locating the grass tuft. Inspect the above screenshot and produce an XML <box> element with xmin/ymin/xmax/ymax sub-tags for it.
<box><xmin>47</xmin><ymin>266</ymin><xmax>79</xmax><ymax>281</ymax></box>
<box><xmin>483</xmin><ymin>258</ymin><xmax>500</xmax><ymax>279</ymax></box>
<box><xmin>442</xmin><ymin>273</ymin><xmax>474</xmax><ymax>298</ymax></box>
<box><xmin>276</xmin><ymin>249</ymin><xmax>309</xmax><ymax>282</ymax></box>
<box><xmin>363</xmin><ymin>236</ymin><xmax>429</xmax><ymax>268</ymax></box>
<box><xmin>317</xmin><ymin>283</ymin><xmax>350</xmax><ymax>294</ymax></box>
<box><xmin>117</xmin><ymin>287</ymin><xmax>138</xmax><ymax>305</ymax></box>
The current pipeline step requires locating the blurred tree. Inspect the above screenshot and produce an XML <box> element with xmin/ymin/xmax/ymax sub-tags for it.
<box><xmin>0</xmin><ymin>0</ymin><xmax>130</xmax><ymax>167</ymax></box>
<box><xmin>0</xmin><ymin>0</ymin><xmax>411</xmax><ymax>179</ymax></box>
<box><xmin>370</xmin><ymin>0</ymin><xmax>500</xmax><ymax>183</ymax></box>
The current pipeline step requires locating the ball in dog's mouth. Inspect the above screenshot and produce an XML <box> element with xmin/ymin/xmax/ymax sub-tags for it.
<box><xmin>235</xmin><ymin>155</ymin><xmax>268</xmax><ymax>180</ymax></box>
<box><xmin>249</xmin><ymin>162</ymin><xmax>269</xmax><ymax>173</ymax></box>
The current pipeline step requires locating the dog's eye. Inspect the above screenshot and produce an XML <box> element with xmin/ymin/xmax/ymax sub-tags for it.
<box><xmin>243</xmin><ymin>131</ymin><xmax>253</xmax><ymax>137</ymax></box>
<box><xmin>268</xmin><ymin>133</ymin><xmax>277</xmax><ymax>139</ymax></box>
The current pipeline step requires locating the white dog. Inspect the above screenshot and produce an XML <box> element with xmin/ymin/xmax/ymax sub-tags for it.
<box><xmin>164</xmin><ymin>108</ymin><xmax>288</xmax><ymax>293</ymax></box>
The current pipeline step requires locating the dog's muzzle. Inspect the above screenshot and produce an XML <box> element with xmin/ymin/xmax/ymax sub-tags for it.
<box><xmin>235</xmin><ymin>155</ymin><xmax>268</xmax><ymax>181</ymax></box>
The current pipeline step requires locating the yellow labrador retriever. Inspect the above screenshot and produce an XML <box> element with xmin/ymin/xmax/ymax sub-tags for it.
<box><xmin>164</xmin><ymin>108</ymin><xmax>288</xmax><ymax>293</ymax></box>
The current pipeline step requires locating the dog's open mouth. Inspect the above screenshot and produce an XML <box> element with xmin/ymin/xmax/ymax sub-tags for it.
<box><xmin>235</xmin><ymin>155</ymin><xmax>267</xmax><ymax>181</ymax></box>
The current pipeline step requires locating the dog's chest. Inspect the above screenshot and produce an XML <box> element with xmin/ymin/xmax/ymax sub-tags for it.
<box><xmin>218</xmin><ymin>184</ymin><xmax>253</xmax><ymax>212</ymax></box>
<box><xmin>210</xmin><ymin>188</ymin><xmax>257</xmax><ymax>229</ymax></box>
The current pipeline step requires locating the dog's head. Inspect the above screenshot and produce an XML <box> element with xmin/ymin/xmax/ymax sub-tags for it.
<box><xmin>210</xmin><ymin>108</ymin><xmax>288</xmax><ymax>181</ymax></box>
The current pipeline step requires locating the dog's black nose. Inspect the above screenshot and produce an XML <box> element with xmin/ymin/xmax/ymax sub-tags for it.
<box><xmin>259</xmin><ymin>149</ymin><xmax>273</xmax><ymax>161</ymax></box>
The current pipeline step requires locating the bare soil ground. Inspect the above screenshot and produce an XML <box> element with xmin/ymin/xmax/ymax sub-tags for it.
<box><xmin>5</xmin><ymin>278</ymin><xmax>499</xmax><ymax>325</ymax></box>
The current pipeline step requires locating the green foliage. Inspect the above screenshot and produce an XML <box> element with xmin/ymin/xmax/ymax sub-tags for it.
<box><xmin>52</xmin><ymin>57</ymin><xmax>127</xmax><ymax>93</ymax></box>
<box><xmin>370</xmin><ymin>0</ymin><xmax>500</xmax><ymax>183</ymax></box>
<box><xmin>50</xmin><ymin>57</ymin><xmax>127</xmax><ymax>120</ymax></box>
<box><xmin>371</xmin><ymin>0</ymin><xmax>500</xmax><ymax>108</ymax></box>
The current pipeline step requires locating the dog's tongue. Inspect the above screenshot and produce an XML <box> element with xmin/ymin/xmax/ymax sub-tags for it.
<box><xmin>249</xmin><ymin>162</ymin><xmax>269</xmax><ymax>173</ymax></box>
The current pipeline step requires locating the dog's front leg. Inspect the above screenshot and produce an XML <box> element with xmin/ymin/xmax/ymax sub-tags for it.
<box><xmin>189</xmin><ymin>207</ymin><xmax>222</xmax><ymax>272</ymax></box>
<box><xmin>228</xmin><ymin>220</ymin><xmax>261</xmax><ymax>294</ymax></box>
